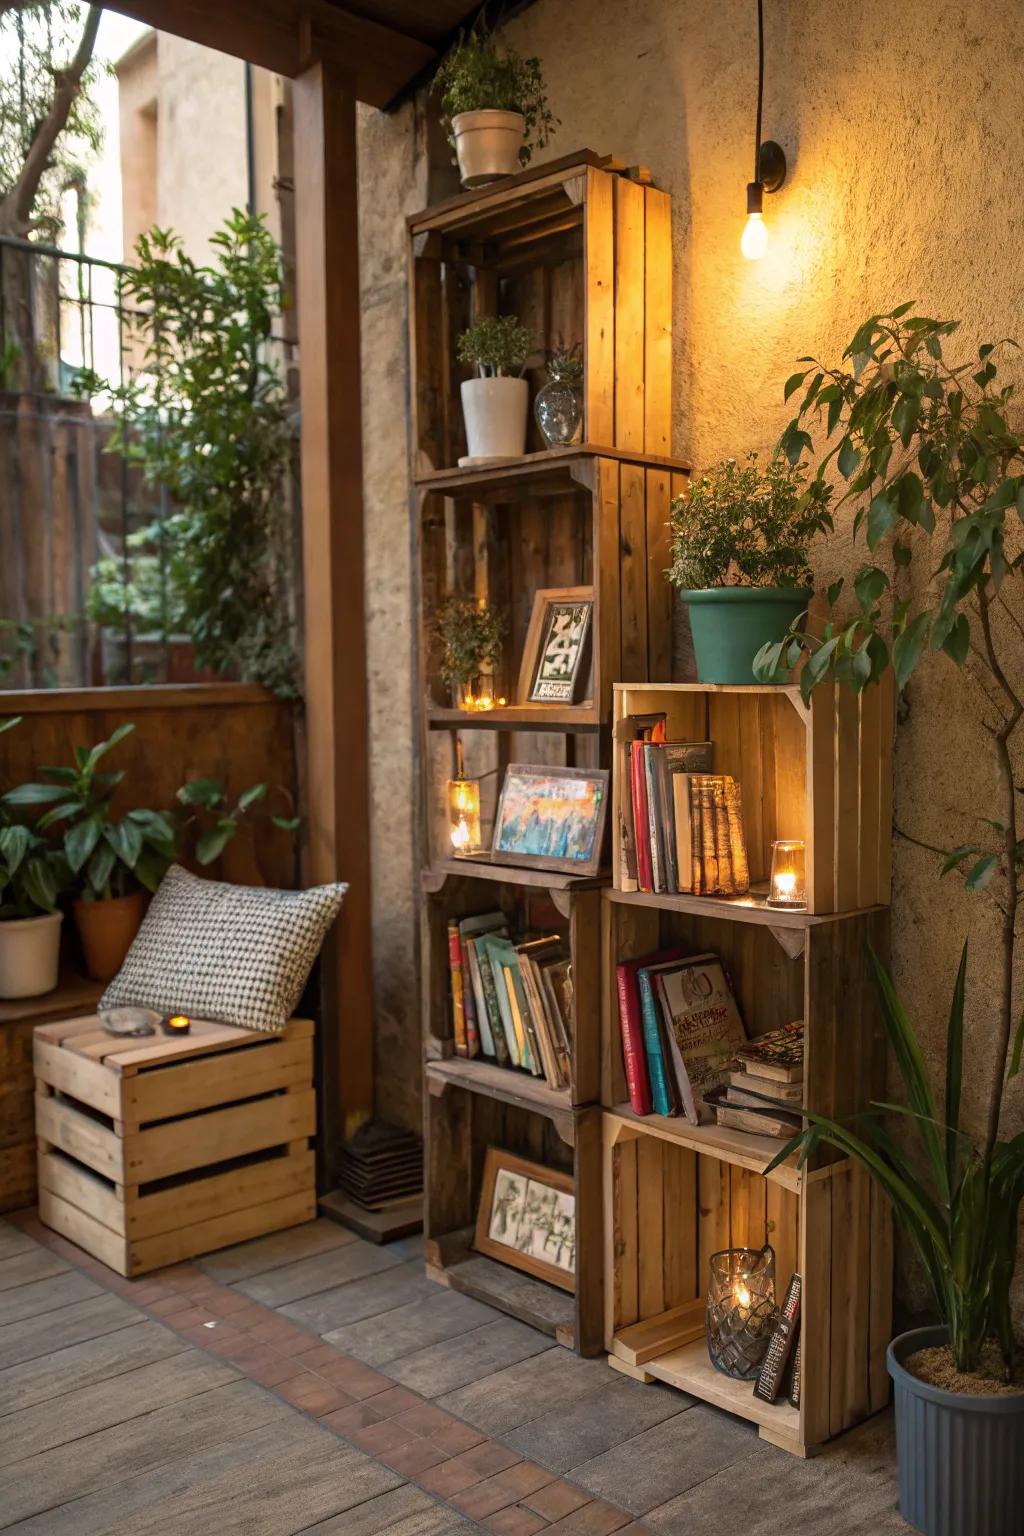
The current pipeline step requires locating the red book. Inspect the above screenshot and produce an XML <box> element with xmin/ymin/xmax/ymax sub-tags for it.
<box><xmin>614</xmin><ymin>946</ymin><xmax>688</xmax><ymax>1115</ymax></box>
<box><xmin>447</xmin><ymin>920</ymin><xmax>468</xmax><ymax>1056</ymax></box>
<box><xmin>630</xmin><ymin>741</ymin><xmax>653</xmax><ymax>893</ymax></box>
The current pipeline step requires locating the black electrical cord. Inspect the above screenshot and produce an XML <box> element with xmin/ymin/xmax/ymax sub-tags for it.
<box><xmin>754</xmin><ymin>0</ymin><xmax>765</xmax><ymax>185</ymax></box>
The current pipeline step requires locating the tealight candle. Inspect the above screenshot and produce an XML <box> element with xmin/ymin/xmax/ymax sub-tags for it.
<box><xmin>767</xmin><ymin>839</ymin><xmax>807</xmax><ymax>910</ymax></box>
<box><xmin>706</xmin><ymin>1245</ymin><xmax>776</xmax><ymax>1380</ymax></box>
<box><xmin>164</xmin><ymin>1014</ymin><xmax>192</xmax><ymax>1035</ymax></box>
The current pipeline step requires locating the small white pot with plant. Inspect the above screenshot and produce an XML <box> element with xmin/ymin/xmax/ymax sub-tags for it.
<box><xmin>0</xmin><ymin>759</ymin><xmax>68</xmax><ymax>1000</ymax></box>
<box><xmin>457</xmin><ymin>316</ymin><xmax>533</xmax><ymax>464</ymax></box>
<box><xmin>434</xmin><ymin>31</ymin><xmax>557</xmax><ymax>187</ymax></box>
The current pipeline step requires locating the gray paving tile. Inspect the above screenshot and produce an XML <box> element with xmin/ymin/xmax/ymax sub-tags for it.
<box><xmin>504</xmin><ymin>1374</ymin><xmax>693</xmax><ymax>1475</ymax></box>
<box><xmin>234</xmin><ymin>1237</ymin><xmax>402</xmax><ymax>1306</ymax></box>
<box><xmin>200</xmin><ymin>1219</ymin><xmax>357</xmax><ymax>1285</ymax></box>
<box><xmin>323</xmin><ymin>1288</ymin><xmax>497</xmax><ymax>1366</ymax></box>
<box><xmin>301</xmin><ymin>1483</ymin><xmax>476</xmax><ymax>1533</ymax></box>
<box><xmin>438</xmin><ymin>1346</ymin><xmax>620</xmax><ymax>1436</ymax></box>
<box><xmin>571</xmin><ymin>1403</ymin><xmax>759</xmax><ymax>1514</ymax></box>
<box><xmin>279</xmin><ymin>1260</ymin><xmax>437</xmax><ymax>1334</ymax></box>
<box><xmin>0</xmin><ymin>1247</ymin><xmax>68</xmax><ymax>1292</ymax></box>
<box><xmin>386</xmin><ymin>1316</ymin><xmax>551</xmax><ymax>1398</ymax></box>
<box><xmin>0</xmin><ymin>1222</ymin><xmax>34</xmax><ymax>1263</ymax></box>
<box><xmin>386</xmin><ymin>1233</ymin><xmax>426</xmax><ymax>1261</ymax></box>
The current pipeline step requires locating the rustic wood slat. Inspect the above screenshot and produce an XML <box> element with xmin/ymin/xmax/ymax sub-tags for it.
<box><xmin>642</xmin><ymin>188</ymin><xmax>672</xmax><ymax>457</ymax></box>
<box><xmin>584</xmin><ymin>168</ymin><xmax>615</xmax><ymax>445</ymax></box>
<box><xmin>612</xmin><ymin>175</ymin><xmax>645</xmax><ymax>451</ymax></box>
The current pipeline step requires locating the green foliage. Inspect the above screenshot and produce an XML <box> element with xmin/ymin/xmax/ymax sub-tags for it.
<box><xmin>435</xmin><ymin>596</ymin><xmax>504</xmax><ymax>689</ymax></box>
<box><xmin>85</xmin><ymin>532</ymin><xmax>187</xmax><ymax>637</ymax></box>
<box><xmin>79</xmin><ymin>211</ymin><xmax>297</xmax><ymax>695</ymax></box>
<box><xmin>546</xmin><ymin>343</ymin><xmax>583</xmax><ymax>383</ymax></box>
<box><xmin>768</xmin><ymin>947</ymin><xmax>1024</xmax><ymax>1379</ymax></box>
<box><xmin>433</xmin><ymin>30</ymin><xmax>557</xmax><ymax>165</ymax></box>
<box><xmin>456</xmin><ymin>315</ymin><xmax>534</xmax><ymax>378</ymax></box>
<box><xmin>667</xmin><ymin>452</ymin><xmax>833</xmax><ymax>591</ymax></box>
<box><xmin>0</xmin><ymin>719</ymin><xmax>68</xmax><ymax>918</ymax></box>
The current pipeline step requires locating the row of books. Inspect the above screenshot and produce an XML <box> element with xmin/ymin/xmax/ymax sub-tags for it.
<box><xmin>448</xmin><ymin>911</ymin><xmax>573</xmax><ymax>1091</ymax></box>
<box><xmin>616</xmin><ymin>944</ymin><xmax>806</xmax><ymax>1137</ymax></box>
<box><xmin>617</xmin><ymin>713</ymin><xmax>750</xmax><ymax>897</ymax></box>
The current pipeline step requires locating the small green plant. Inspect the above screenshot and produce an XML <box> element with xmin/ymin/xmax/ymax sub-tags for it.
<box><xmin>175</xmin><ymin>777</ymin><xmax>299</xmax><ymax>866</ymax></box>
<box><xmin>434</xmin><ymin>31</ymin><xmax>557</xmax><ymax>166</ymax></box>
<box><xmin>435</xmin><ymin>596</ymin><xmax>505</xmax><ymax>690</ymax></box>
<box><xmin>667</xmin><ymin>452</ymin><xmax>833</xmax><ymax>591</ymax></box>
<box><xmin>546</xmin><ymin>343</ymin><xmax>583</xmax><ymax>383</ymax></box>
<box><xmin>457</xmin><ymin>316</ymin><xmax>533</xmax><ymax>378</ymax></box>
<box><xmin>0</xmin><ymin>719</ymin><xmax>68</xmax><ymax>919</ymax></box>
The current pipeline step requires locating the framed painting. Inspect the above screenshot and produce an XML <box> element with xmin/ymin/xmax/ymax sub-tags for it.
<box><xmin>474</xmin><ymin>1148</ymin><xmax>575</xmax><ymax>1291</ymax></box>
<box><xmin>490</xmin><ymin>763</ymin><xmax>609</xmax><ymax>876</ymax></box>
<box><xmin>517</xmin><ymin>587</ymin><xmax>594</xmax><ymax>706</ymax></box>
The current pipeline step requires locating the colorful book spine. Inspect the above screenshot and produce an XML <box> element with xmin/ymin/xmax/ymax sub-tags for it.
<box><xmin>638</xmin><ymin>966</ymin><xmax>677</xmax><ymax>1116</ymax></box>
<box><xmin>643</xmin><ymin>745</ymin><xmax>665</xmax><ymax>893</ymax></box>
<box><xmin>464</xmin><ymin>939</ymin><xmax>496</xmax><ymax>1059</ymax></box>
<box><xmin>724</xmin><ymin>778</ymin><xmax>750</xmax><ymax>893</ymax></box>
<box><xmin>630</xmin><ymin>740</ymin><xmax>653</xmax><ymax>892</ymax></box>
<box><xmin>447</xmin><ymin>920</ymin><xmax>467</xmax><ymax>1056</ymax></box>
<box><xmin>476</xmin><ymin>942</ymin><xmax>511</xmax><ymax>1067</ymax></box>
<box><xmin>615</xmin><ymin>961</ymin><xmax>653</xmax><ymax>1115</ymax></box>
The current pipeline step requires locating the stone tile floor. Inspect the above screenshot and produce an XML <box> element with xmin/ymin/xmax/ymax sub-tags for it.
<box><xmin>0</xmin><ymin>1215</ymin><xmax>912</xmax><ymax>1534</ymax></box>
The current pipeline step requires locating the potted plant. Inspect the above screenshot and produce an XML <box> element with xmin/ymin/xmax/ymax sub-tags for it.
<box><xmin>758</xmin><ymin>306</ymin><xmax>1024</xmax><ymax>1535</ymax></box>
<box><xmin>535</xmin><ymin>343</ymin><xmax>584</xmax><ymax>447</ymax></box>
<box><xmin>433</xmin><ymin>31</ymin><xmax>557</xmax><ymax>187</ymax></box>
<box><xmin>0</xmin><ymin>720</ymin><xmax>69</xmax><ymax>999</ymax></box>
<box><xmin>666</xmin><ymin>452</ymin><xmax>833</xmax><ymax>684</ymax></box>
<box><xmin>456</xmin><ymin>316</ymin><xmax>534</xmax><ymax>463</ymax></box>
<box><xmin>435</xmin><ymin>596</ymin><xmax>505</xmax><ymax>711</ymax></box>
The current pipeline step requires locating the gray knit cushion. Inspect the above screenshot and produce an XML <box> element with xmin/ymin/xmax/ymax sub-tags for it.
<box><xmin>99</xmin><ymin>864</ymin><xmax>347</xmax><ymax>1034</ymax></box>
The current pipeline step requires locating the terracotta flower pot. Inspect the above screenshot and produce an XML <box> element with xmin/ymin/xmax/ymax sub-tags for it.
<box><xmin>73</xmin><ymin>890</ymin><xmax>147</xmax><ymax>983</ymax></box>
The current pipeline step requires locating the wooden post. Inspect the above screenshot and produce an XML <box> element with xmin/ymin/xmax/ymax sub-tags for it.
<box><xmin>294</xmin><ymin>59</ymin><xmax>374</xmax><ymax>1158</ymax></box>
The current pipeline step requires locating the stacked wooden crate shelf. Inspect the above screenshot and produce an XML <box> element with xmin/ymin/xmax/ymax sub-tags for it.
<box><xmin>602</xmin><ymin>680</ymin><xmax>895</xmax><ymax>1454</ymax></box>
<box><xmin>411</xmin><ymin>153</ymin><xmax>683</xmax><ymax>1356</ymax></box>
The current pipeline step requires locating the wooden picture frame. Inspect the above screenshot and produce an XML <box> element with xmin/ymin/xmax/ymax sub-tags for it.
<box><xmin>517</xmin><ymin>587</ymin><xmax>594</xmax><ymax>706</ymax></box>
<box><xmin>474</xmin><ymin>1147</ymin><xmax>576</xmax><ymax>1291</ymax></box>
<box><xmin>490</xmin><ymin>763</ymin><xmax>610</xmax><ymax>876</ymax></box>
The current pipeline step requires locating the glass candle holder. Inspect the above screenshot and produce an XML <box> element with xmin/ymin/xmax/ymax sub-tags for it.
<box><xmin>706</xmin><ymin>1244</ymin><xmax>777</xmax><ymax>1379</ymax></box>
<box><xmin>455</xmin><ymin>675</ymin><xmax>505</xmax><ymax>713</ymax></box>
<box><xmin>448</xmin><ymin>772</ymin><xmax>482</xmax><ymax>854</ymax></box>
<box><xmin>767</xmin><ymin>839</ymin><xmax>807</xmax><ymax>910</ymax></box>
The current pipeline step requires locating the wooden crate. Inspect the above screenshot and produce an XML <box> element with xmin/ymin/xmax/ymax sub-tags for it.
<box><xmin>34</xmin><ymin>1014</ymin><xmax>315</xmax><ymax>1276</ymax></box>
<box><xmin>612</xmin><ymin>679</ymin><xmax>895</xmax><ymax>914</ymax></box>
<box><xmin>602</xmin><ymin>1111</ymin><xmax>892</xmax><ymax>1456</ymax></box>
<box><xmin>408</xmin><ymin>152</ymin><xmax>672</xmax><ymax>476</ymax></box>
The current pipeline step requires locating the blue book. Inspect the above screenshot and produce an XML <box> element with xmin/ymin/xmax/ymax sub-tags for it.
<box><xmin>638</xmin><ymin>966</ymin><xmax>676</xmax><ymax>1116</ymax></box>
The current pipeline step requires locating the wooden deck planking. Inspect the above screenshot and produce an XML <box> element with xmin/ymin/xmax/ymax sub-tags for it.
<box><xmin>0</xmin><ymin>1321</ymin><xmax>186</xmax><ymax>1415</ymax></box>
<box><xmin>299</xmin><ymin>1484</ymin><xmax>477</xmax><ymax>1533</ymax></box>
<box><xmin>199</xmin><ymin>1218</ymin><xmax>359</xmax><ymax>1286</ymax></box>
<box><xmin>0</xmin><ymin>1292</ymin><xmax>141</xmax><ymax>1372</ymax></box>
<box><xmin>0</xmin><ymin>1269</ymin><xmax>101</xmax><ymax>1327</ymax></box>
<box><xmin>233</xmin><ymin>1238</ymin><xmax>402</xmax><ymax>1307</ymax></box>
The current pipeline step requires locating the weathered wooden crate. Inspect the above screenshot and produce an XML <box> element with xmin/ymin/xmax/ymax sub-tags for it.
<box><xmin>612</xmin><ymin>678</ymin><xmax>895</xmax><ymax>914</ymax></box>
<box><xmin>34</xmin><ymin>1014</ymin><xmax>315</xmax><ymax>1276</ymax></box>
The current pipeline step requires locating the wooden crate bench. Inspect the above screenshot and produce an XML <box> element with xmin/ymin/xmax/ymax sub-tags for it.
<box><xmin>34</xmin><ymin>1014</ymin><xmax>316</xmax><ymax>1276</ymax></box>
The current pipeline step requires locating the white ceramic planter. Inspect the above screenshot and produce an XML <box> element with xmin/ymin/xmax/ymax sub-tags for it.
<box><xmin>460</xmin><ymin>376</ymin><xmax>529</xmax><ymax>462</ymax></box>
<box><xmin>0</xmin><ymin>911</ymin><xmax>62</xmax><ymax>999</ymax></box>
<box><xmin>452</xmin><ymin>110</ymin><xmax>524</xmax><ymax>187</ymax></box>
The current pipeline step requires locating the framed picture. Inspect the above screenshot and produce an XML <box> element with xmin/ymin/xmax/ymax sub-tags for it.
<box><xmin>474</xmin><ymin>1148</ymin><xmax>575</xmax><ymax>1291</ymax></box>
<box><xmin>517</xmin><ymin>587</ymin><xmax>594</xmax><ymax>706</ymax></box>
<box><xmin>490</xmin><ymin>763</ymin><xmax>610</xmax><ymax>876</ymax></box>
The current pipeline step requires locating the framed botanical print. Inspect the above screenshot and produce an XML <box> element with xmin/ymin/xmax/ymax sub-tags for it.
<box><xmin>517</xmin><ymin>587</ymin><xmax>593</xmax><ymax>706</ymax></box>
<box><xmin>490</xmin><ymin>764</ymin><xmax>609</xmax><ymax>876</ymax></box>
<box><xmin>474</xmin><ymin>1148</ymin><xmax>575</xmax><ymax>1291</ymax></box>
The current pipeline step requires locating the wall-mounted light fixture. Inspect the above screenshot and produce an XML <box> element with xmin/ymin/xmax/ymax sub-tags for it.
<box><xmin>741</xmin><ymin>0</ymin><xmax>786</xmax><ymax>260</ymax></box>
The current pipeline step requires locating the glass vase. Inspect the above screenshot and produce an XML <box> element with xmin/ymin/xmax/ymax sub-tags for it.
<box><xmin>535</xmin><ymin>372</ymin><xmax>583</xmax><ymax>447</ymax></box>
<box><xmin>706</xmin><ymin>1245</ymin><xmax>777</xmax><ymax>1379</ymax></box>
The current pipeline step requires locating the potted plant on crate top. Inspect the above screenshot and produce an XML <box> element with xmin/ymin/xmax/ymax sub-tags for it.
<box><xmin>457</xmin><ymin>316</ymin><xmax>534</xmax><ymax>464</ymax></box>
<box><xmin>0</xmin><ymin>720</ymin><xmax>69</xmax><ymax>1000</ymax></box>
<box><xmin>758</xmin><ymin>306</ymin><xmax>1024</xmax><ymax>1536</ymax></box>
<box><xmin>435</xmin><ymin>595</ymin><xmax>506</xmax><ymax>712</ymax></box>
<box><xmin>667</xmin><ymin>452</ymin><xmax>833</xmax><ymax>684</ymax></box>
<box><xmin>434</xmin><ymin>30</ymin><xmax>557</xmax><ymax>187</ymax></box>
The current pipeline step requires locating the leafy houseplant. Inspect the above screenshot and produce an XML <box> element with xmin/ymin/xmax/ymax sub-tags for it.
<box><xmin>756</xmin><ymin>306</ymin><xmax>1024</xmax><ymax>1535</ymax></box>
<box><xmin>456</xmin><ymin>317</ymin><xmax>534</xmax><ymax>462</ymax></box>
<box><xmin>435</xmin><ymin>596</ymin><xmax>505</xmax><ymax>711</ymax></box>
<box><xmin>667</xmin><ymin>452</ymin><xmax>832</xmax><ymax>684</ymax></box>
<box><xmin>0</xmin><ymin>718</ymin><xmax>69</xmax><ymax>1000</ymax></box>
<box><xmin>434</xmin><ymin>31</ymin><xmax>557</xmax><ymax>187</ymax></box>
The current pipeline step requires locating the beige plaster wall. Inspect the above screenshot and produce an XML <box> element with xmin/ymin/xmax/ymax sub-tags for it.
<box><xmin>357</xmin><ymin>0</ymin><xmax>1024</xmax><ymax>1308</ymax></box>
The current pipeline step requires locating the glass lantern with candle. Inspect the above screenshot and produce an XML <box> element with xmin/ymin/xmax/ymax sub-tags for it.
<box><xmin>448</xmin><ymin>742</ymin><xmax>482</xmax><ymax>856</ymax></box>
<box><xmin>767</xmin><ymin>838</ymin><xmax>807</xmax><ymax>910</ymax></box>
<box><xmin>706</xmin><ymin>1244</ymin><xmax>776</xmax><ymax>1379</ymax></box>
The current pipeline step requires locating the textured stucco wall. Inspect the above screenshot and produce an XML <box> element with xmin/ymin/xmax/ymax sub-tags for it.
<box><xmin>357</xmin><ymin>0</ymin><xmax>1024</xmax><ymax>1310</ymax></box>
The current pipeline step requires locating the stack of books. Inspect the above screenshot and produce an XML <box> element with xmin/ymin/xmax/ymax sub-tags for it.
<box><xmin>337</xmin><ymin>1121</ymin><xmax>423</xmax><ymax>1211</ymax></box>
<box><xmin>448</xmin><ymin>911</ymin><xmax>573</xmax><ymax>1091</ymax></box>
<box><xmin>616</xmin><ymin>948</ymin><xmax>745</xmax><ymax>1123</ymax></box>
<box><xmin>706</xmin><ymin>1021</ymin><xmax>805</xmax><ymax>1139</ymax></box>
<box><xmin>617</xmin><ymin>712</ymin><xmax>749</xmax><ymax>896</ymax></box>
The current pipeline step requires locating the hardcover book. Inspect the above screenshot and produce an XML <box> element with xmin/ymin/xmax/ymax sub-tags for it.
<box><xmin>735</xmin><ymin>1020</ymin><xmax>805</xmax><ymax>1082</ymax></box>
<box><xmin>654</xmin><ymin>955</ymin><xmax>745</xmax><ymax>1124</ymax></box>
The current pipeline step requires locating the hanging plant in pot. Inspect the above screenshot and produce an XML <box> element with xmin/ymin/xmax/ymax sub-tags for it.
<box><xmin>435</xmin><ymin>595</ymin><xmax>506</xmax><ymax>712</ymax></box>
<box><xmin>456</xmin><ymin>316</ymin><xmax>534</xmax><ymax>465</ymax></box>
<box><xmin>433</xmin><ymin>30</ymin><xmax>557</xmax><ymax>188</ymax></box>
<box><xmin>667</xmin><ymin>452</ymin><xmax>833</xmax><ymax>684</ymax></box>
<box><xmin>758</xmin><ymin>305</ymin><xmax>1024</xmax><ymax>1536</ymax></box>
<box><xmin>0</xmin><ymin>724</ymin><xmax>69</xmax><ymax>1000</ymax></box>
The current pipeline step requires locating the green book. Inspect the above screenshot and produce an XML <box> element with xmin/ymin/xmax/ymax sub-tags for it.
<box><xmin>475</xmin><ymin>935</ymin><xmax>532</xmax><ymax>1070</ymax></box>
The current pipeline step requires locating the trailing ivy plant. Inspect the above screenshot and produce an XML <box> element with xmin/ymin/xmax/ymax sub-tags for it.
<box><xmin>756</xmin><ymin>304</ymin><xmax>1024</xmax><ymax>1377</ymax></box>
<box><xmin>435</xmin><ymin>596</ymin><xmax>505</xmax><ymax>692</ymax></box>
<box><xmin>457</xmin><ymin>316</ymin><xmax>534</xmax><ymax>378</ymax></box>
<box><xmin>667</xmin><ymin>451</ymin><xmax>833</xmax><ymax>590</ymax></box>
<box><xmin>434</xmin><ymin>30</ymin><xmax>558</xmax><ymax>166</ymax></box>
<box><xmin>77</xmin><ymin>211</ymin><xmax>296</xmax><ymax>695</ymax></box>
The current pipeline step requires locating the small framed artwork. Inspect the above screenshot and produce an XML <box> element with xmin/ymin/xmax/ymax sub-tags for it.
<box><xmin>474</xmin><ymin>1147</ymin><xmax>575</xmax><ymax>1291</ymax></box>
<box><xmin>517</xmin><ymin>587</ymin><xmax>594</xmax><ymax>706</ymax></box>
<box><xmin>490</xmin><ymin>763</ymin><xmax>610</xmax><ymax>876</ymax></box>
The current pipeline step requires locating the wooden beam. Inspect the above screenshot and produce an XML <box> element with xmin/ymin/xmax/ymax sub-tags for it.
<box><xmin>100</xmin><ymin>0</ymin><xmax>436</xmax><ymax>107</ymax></box>
<box><xmin>294</xmin><ymin>59</ymin><xmax>374</xmax><ymax>1154</ymax></box>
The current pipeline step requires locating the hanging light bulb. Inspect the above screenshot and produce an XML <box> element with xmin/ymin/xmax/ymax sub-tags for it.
<box><xmin>741</xmin><ymin>0</ymin><xmax>786</xmax><ymax>260</ymax></box>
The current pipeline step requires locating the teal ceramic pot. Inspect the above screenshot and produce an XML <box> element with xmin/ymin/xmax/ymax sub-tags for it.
<box><xmin>681</xmin><ymin>587</ymin><xmax>812</xmax><ymax>685</ymax></box>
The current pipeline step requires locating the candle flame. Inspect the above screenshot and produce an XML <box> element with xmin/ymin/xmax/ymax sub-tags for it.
<box><xmin>773</xmin><ymin>871</ymin><xmax>797</xmax><ymax>897</ymax></box>
<box><xmin>451</xmin><ymin>816</ymin><xmax>471</xmax><ymax>850</ymax></box>
<box><xmin>736</xmin><ymin>1283</ymin><xmax>751</xmax><ymax>1310</ymax></box>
